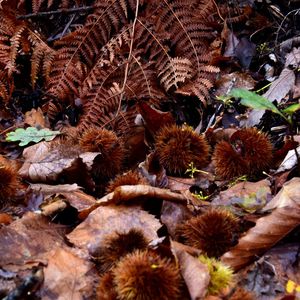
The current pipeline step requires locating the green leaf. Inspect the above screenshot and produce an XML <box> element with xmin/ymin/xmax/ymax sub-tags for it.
<box><xmin>282</xmin><ymin>103</ymin><xmax>300</xmax><ymax>115</ymax></box>
<box><xmin>229</xmin><ymin>88</ymin><xmax>285</xmax><ymax>118</ymax></box>
<box><xmin>6</xmin><ymin>127</ymin><xmax>61</xmax><ymax>146</ymax></box>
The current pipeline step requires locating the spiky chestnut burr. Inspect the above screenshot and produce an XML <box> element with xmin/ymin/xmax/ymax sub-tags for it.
<box><xmin>93</xmin><ymin>229</ymin><xmax>149</xmax><ymax>273</ymax></box>
<box><xmin>199</xmin><ymin>255</ymin><xmax>233</xmax><ymax>295</ymax></box>
<box><xmin>179</xmin><ymin>208</ymin><xmax>239</xmax><ymax>257</ymax></box>
<box><xmin>96</xmin><ymin>271</ymin><xmax>118</xmax><ymax>300</ymax></box>
<box><xmin>212</xmin><ymin>128</ymin><xmax>273</xmax><ymax>180</ymax></box>
<box><xmin>155</xmin><ymin>124</ymin><xmax>210</xmax><ymax>175</ymax></box>
<box><xmin>79</xmin><ymin>127</ymin><xmax>125</xmax><ymax>179</ymax></box>
<box><xmin>0</xmin><ymin>156</ymin><xmax>20</xmax><ymax>207</ymax></box>
<box><xmin>106</xmin><ymin>170</ymin><xmax>148</xmax><ymax>193</ymax></box>
<box><xmin>113</xmin><ymin>250</ymin><xmax>181</xmax><ymax>300</ymax></box>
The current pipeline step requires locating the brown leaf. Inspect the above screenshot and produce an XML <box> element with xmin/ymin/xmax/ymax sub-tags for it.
<box><xmin>40</xmin><ymin>247</ymin><xmax>95</xmax><ymax>300</ymax></box>
<box><xmin>137</xmin><ymin>102</ymin><xmax>175</xmax><ymax>137</ymax></box>
<box><xmin>79</xmin><ymin>185</ymin><xmax>187</xmax><ymax>219</ymax></box>
<box><xmin>161</xmin><ymin>201</ymin><xmax>193</xmax><ymax>238</ymax></box>
<box><xmin>172</xmin><ymin>241</ymin><xmax>210</xmax><ymax>300</ymax></box>
<box><xmin>24</xmin><ymin>108</ymin><xmax>48</xmax><ymax>128</ymax></box>
<box><xmin>68</xmin><ymin>205</ymin><xmax>161</xmax><ymax>254</ymax></box>
<box><xmin>221</xmin><ymin>179</ymin><xmax>300</xmax><ymax>270</ymax></box>
<box><xmin>29</xmin><ymin>183</ymin><xmax>81</xmax><ymax>196</ymax></box>
<box><xmin>214</xmin><ymin>72</ymin><xmax>256</xmax><ymax>97</ymax></box>
<box><xmin>212</xmin><ymin>179</ymin><xmax>271</xmax><ymax>213</ymax></box>
<box><xmin>19</xmin><ymin>142</ymin><xmax>77</xmax><ymax>181</ymax></box>
<box><xmin>263</xmin><ymin>177</ymin><xmax>300</xmax><ymax>211</ymax></box>
<box><xmin>0</xmin><ymin>212</ymin><xmax>65</xmax><ymax>268</ymax></box>
<box><xmin>18</xmin><ymin>142</ymin><xmax>98</xmax><ymax>183</ymax></box>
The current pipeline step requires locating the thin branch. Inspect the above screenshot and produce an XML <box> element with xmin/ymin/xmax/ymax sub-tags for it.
<box><xmin>17</xmin><ymin>6</ymin><xmax>93</xmax><ymax>20</ymax></box>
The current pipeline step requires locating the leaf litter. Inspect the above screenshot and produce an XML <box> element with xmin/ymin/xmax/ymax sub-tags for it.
<box><xmin>1</xmin><ymin>1</ymin><xmax>300</xmax><ymax>299</ymax></box>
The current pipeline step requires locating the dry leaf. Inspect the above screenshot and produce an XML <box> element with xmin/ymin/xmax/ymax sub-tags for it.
<box><xmin>29</xmin><ymin>183</ymin><xmax>81</xmax><ymax>196</ymax></box>
<box><xmin>263</xmin><ymin>177</ymin><xmax>300</xmax><ymax>211</ymax></box>
<box><xmin>0</xmin><ymin>212</ymin><xmax>65</xmax><ymax>268</ymax></box>
<box><xmin>24</xmin><ymin>108</ymin><xmax>48</xmax><ymax>128</ymax></box>
<box><xmin>263</xmin><ymin>68</ymin><xmax>295</xmax><ymax>103</ymax></box>
<box><xmin>222</xmin><ymin>205</ymin><xmax>300</xmax><ymax>270</ymax></box>
<box><xmin>172</xmin><ymin>241</ymin><xmax>210</xmax><ymax>300</ymax></box>
<box><xmin>161</xmin><ymin>201</ymin><xmax>193</xmax><ymax>238</ymax></box>
<box><xmin>68</xmin><ymin>205</ymin><xmax>161</xmax><ymax>254</ymax></box>
<box><xmin>276</xmin><ymin>146</ymin><xmax>300</xmax><ymax>173</ymax></box>
<box><xmin>79</xmin><ymin>185</ymin><xmax>187</xmax><ymax>218</ymax></box>
<box><xmin>214</xmin><ymin>72</ymin><xmax>256</xmax><ymax>97</ymax></box>
<box><xmin>212</xmin><ymin>179</ymin><xmax>271</xmax><ymax>213</ymax></box>
<box><xmin>40</xmin><ymin>248</ymin><xmax>95</xmax><ymax>300</ymax></box>
<box><xmin>19</xmin><ymin>142</ymin><xmax>77</xmax><ymax>181</ymax></box>
<box><xmin>19</xmin><ymin>141</ymin><xmax>99</xmax><ymax>182</ymax></box>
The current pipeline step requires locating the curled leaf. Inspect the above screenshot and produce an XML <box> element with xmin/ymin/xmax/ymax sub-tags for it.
<box><xmin>221</xmin><ymin>178</ymin><xmax>300</xmax><ymax>270</ymax></box>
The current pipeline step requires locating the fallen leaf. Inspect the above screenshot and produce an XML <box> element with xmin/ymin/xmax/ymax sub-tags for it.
<box><xmin>263</xmin><ymin>177</ymin><xmax>300</xmax><ymax>211</ymax></box>
<box><xmin>160</xmin><ymin>201</ymin><xmax>193</xmax><ymax>238</ymax></box>
<box><xmin>212</xmin><ymin>179</ymin><xmax>271</xmax><ymax>213</ymax></box>
<box><xmin>221</xmin><ymin>178</ymin><xmax>300</xmax><ymax>270</ymax></box>
<box><xmin>24</xmin><ymin>108</ymin><xmax>47</xmax><ymax>128</ymax></box>
<box><xmin>68</xmin><ymin>205</ymin><xmax>161</xmax><ymax>254</ymax></box>
<box><xmin>79</xmin><ymin>185</ymin><xmax>187</xmax><ymax>218</ymax></box>
<box><xmin>0</xmin><ymin>212</ymin><xmax>66</xmax><ymax>268</ymax></box>
<box><xmin>276</xmin><ymin>146</ymin><xmax>300</xmax><ymax>173</ymax></box>
<box><xmin>40</xmin><ymin>248</ymin><xmax>95</xmax><ymax>300</ymax></box>
<box><xmin>172</xmin><ymin>241</ymin><xmax>210</xmax><ymax>300</ymax></box>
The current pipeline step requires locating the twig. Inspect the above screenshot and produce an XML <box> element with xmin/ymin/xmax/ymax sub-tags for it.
<box><xmin>17</xmin><ymin>6</ymin><xmax>93</xmax><ymax>20</ymax></box>
<box><xmin>114</xmin><ymin>0</ymin><xmax>139</xmax><ymax>125</ymax></box>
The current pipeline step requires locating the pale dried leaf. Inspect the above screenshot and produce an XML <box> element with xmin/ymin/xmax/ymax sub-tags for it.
<box><xmin>276</xmin><ymin>146</ymin><xmax>300</xmax><ymax>173</ymax></box>
<box><xmin>263</xmin><ymin>177</ymin><xmax>300</xmax><ymax>211</ymax></box>
<box><xmin>30</xmin><ymin>183</ymin><xmax>81</xmax><ymax>196</ymax></box>
<box><xmin>285</xmin><ymin>47</ymin><xmax>300</xmax><ymax>67</ymax></box>
<box><xmin>172</xmin><ymin>241</ymin><xmax>210</xmax><ymax>300</ymax></box>
<box><xmin>41</xmin><ymin>199</ymin><xmax>67</xmax><ymax>216</ymax></box>
<box><xmin>68</xmin><ymin>205</ymin><xmax>161</xmax><ymax>253</ymax></box>
<box><xmin>263</xmin><ymin>68</ymin><xmax>295</xmax><ymax>103</ymax></box>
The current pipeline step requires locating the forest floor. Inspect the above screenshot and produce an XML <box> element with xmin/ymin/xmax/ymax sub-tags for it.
<box><xmin>0</xmin><ymin>0</ymin><xmax>300</xmax><ymax>299</ymax></box>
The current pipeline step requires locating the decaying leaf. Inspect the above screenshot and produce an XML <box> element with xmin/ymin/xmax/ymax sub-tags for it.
<box><xmin>172</xmin><ymin>241</ymin><xmax>210</xmax><ymax>300</ymax></box>
<box><xmin>263</xmin><ymin>177</ymin><xmax>300</xmax><ymax>211</ymax></box>
<box><xmin>6</xmin><ymin>127</ymin><xmax>60</xmax><ymax>146</ymax></box>
<box><xmin>212</xmin><ymin>179</ymin><xmax>271</xmax><ymax>213</ymax></box>
<box><xmin>41</xmin><ymin>248</ymin><xmax>95</xmax><ymax>300</ymax></box>
<box><xmin>221</xmin><ymin>178</ymin><xmax>300</xmax><ymax>270</ymax></box>
<box><xmin>68</xmin><ymin>205</ymin><xmax>161</xmax><ymax>254</ymax></box>
<box><xmin>24</xmin><ymin>108</ymin><xmax>48</xmax><ymax>128</ymax></box>
<box><xmin>18</xmin><ymin>141</ymin><xmax>100</xmax><ymax>182</ymax></box>
<box><xmin>0</xmin><ymin>212</ymin><xmax>65</xmax><ymax>268</ymax></box>
<box><xmin>79</xmin><ymin>185</ymin><xmax>187</xmax><ymax>218</ymax></box>
<box><xmin>276</xmin><ymin>146</ymin><xmax>300</xmax><ymax>173</ymax></box>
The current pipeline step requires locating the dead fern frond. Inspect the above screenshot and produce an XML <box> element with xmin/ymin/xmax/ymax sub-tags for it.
<box><xmin>47</xmin><ymin>0</ymin><xmax>139</xmax><ymax>101</ymax></box>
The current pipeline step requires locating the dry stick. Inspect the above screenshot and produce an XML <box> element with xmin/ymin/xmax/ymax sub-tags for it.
<box><xmin>17</xmin><ymin>6</ymin><xmax>93</xmax><ymax>20</ymax></box>
<box><xmin>78</xmin><ymin>185</ymin><xmax>187</xmax><ymax>219</ymax></box>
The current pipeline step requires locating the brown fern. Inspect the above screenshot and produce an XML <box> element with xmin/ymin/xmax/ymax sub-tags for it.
<box><xmin>47</xmin><ymin>0</ymin><xmax>139</xmax><ymax>101</ymax></box>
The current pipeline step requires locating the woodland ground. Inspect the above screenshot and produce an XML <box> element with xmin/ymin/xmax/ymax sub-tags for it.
<box><xmin>0</xmin><ymin>0</ymin><xmax>300</xmax><ymax>299</ymax></box>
